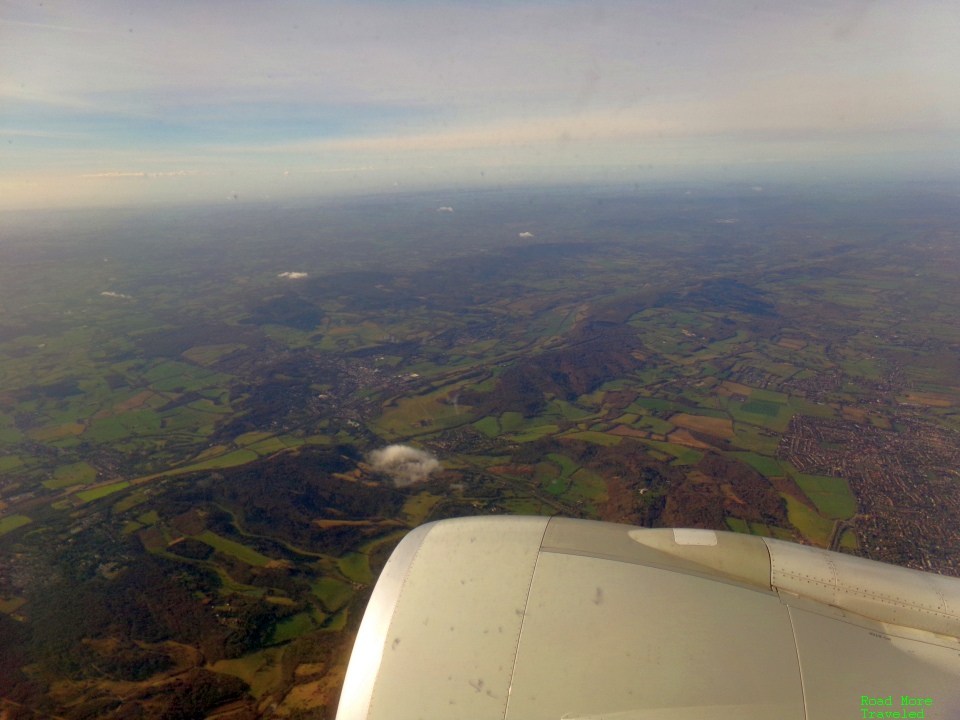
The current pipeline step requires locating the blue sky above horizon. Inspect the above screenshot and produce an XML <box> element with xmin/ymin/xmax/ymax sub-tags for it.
<box><xmin>3</xmin><ymin>0</ymin><xmax>960</xmax><ymax>211</ymax></box>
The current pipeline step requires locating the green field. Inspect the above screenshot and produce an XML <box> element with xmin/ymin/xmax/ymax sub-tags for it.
<box><xmin>725</xmin><ymin>517</ymin><xmax>749</xmax><ymax>533</ymax></box>
<box><xmin>270</xmin><ymin>612</ymin><xmax>315</xmax><ymax>644</ymax></box>
<box><xmin>730</xmin><ymin>424</ymin><xmax>780</xmax><ymax>455</ymax></box>
<box><xmin>728</xmin><ymin>398</ymin><xmax>793</xmax><ymax>431</ymax></box>
<box><xmin>512</xmin><ymin>424</ymin><xmax>558</xmax><ymax>442</ymax></box>
<box><xmin>643</xmin><ymin>440</ymin><xmax>703</xmax><ymax>465</ymax></box>
<box><xmin>499</xmin><ymin>412</ymin><xmax>526</xmax><ymax>433</ymax></box>
<box><xmin>0</xmin><ymin>456</ymin><xmax>24</xmax><ymax>473</ymax></box>
<box><xmin>563</xmin><ymin>431</ymin><xmax>621</xmax><ymax>447</ymax></box>
<box><xmin>311</xmin><ymin>577</ymin><xmax>354</xmax><ymax>612</ymax></box>
<box><xmin>788</xmin><ymin>398</ymin><xmax>836</xmax><ymax>419</ymax></box>
<box><xmin>212</xmin><ymin>647</ymin><xmax>286</xmax><ymax>699</ymax></box>
<box><xmin>546</xmin><ymin>453</ymin><xmax>579</xmax><ymax>479</ymax></box>
<box><xmin>402</xmin><ymin>492</ymin><xmax>442</xmax><ymax>524</ymax></box>
<box><xmin>541</xmin><ymin>454</ymin><xmax>579</xmax><ymax>495</ymax></box>
<box><xmin>337</xmin><ymin>552</ymin><xmax>373</xmax><ymax>584</ymax></box>
<box><xmin>789</xmin><ymin>473</ymin><xmax>857</xmax><ymax>520</ymax></box>
<box><xmin>195</xmin><ymin>530</ymin><xmax>271</xmax><ymax>566</ymax></box>
<box><xmin>43</xmin><ymin>461</ymin><xmax>97</xmax><ymax>490</ymax></box>
<box><xmin>473</xmin><ymin>416</ymin><xmax>500</xmax><ymax>437</ymax></box>
<box><xmin>740</xmin><ymin>399</ymin><xmax>781</xmax><ymax>417</ymax></box>
<box><xmin>840</xmin><ymin>529</ymin><xmax>859</xmax><ymax>550</ymax></box>
<box><xmin>549</xmin><ymin>400</ymin><xmax>594</xmax><ymax>421</ymax></box>
<box><xmin>0</xmin><ymin>515</ymin><xmax>31</xmax><ymax>535</ymax></box>
<box><xmin>166</xmin><ymin>449</ymin><xmax>260</xmax><ymax>475</ymax></box>
<box><xmin>729</xmin><ymin>452</ymin><xmax>784</xmax><ymax>477</ymax></box>
<box><xmin>113</xmin><ymin>491</ymin><xmax>150</xmax><ymax>514</ymax></box>
<box><xmin>630</xmin><ymin>397</ymin><xmax>691</xmax><ymax>414</ymax></box>
<box><xmin>77</xmin><ymin>481</ymin><xmax>130</xmax><ymax>502</ymax></box>
<box><xmin>783</xmin><ymin>495</ymin><xmax>834</xmax><ymax>546</ymax></box>
<box><xmin>246</xmin><ymin>437</ymin><xmax>289</xmax><ymax>454</ymax></box>
<box><xmin>636</xmin><ymin>416</ymin><xmax>675</xmax><ymax>435</ymax></box>
<box><xmin>564</xmin><ymin>468</ymin><xmax>608</xmax><ymax>508</ymax></box>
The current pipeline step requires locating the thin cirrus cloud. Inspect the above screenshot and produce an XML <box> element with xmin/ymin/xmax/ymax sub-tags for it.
<box><xmin>1</xmin><ymin>0</ymin><xmax>959</xmax><ymax>210</ymax></box>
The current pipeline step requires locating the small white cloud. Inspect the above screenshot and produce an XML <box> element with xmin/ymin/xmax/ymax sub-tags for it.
<box><xmin>715</xmin><ymin>219</ymin><xmax>739</xmax><ymax>224</ymax></box>
<box><xmin>368</xmin><ymin>444</ymin><xmax>441</xmax><ymax>487</ymax></box>
<box><xmin>100</xmin><ymin>291</ymin><xmax>132</xmax><ymax>299</ymax></box>
<box><xmin>278</xmin><ymin>271</ymin><xmax>308</xmax><ymax>279</ymax></box>
<box><xmin>751</xmin><ymin>186</ymin><xmax>764</xmax><ymax>192</ymax></box>
<box><xmin>519</xmin><ymin>231</ymin><xmax>534</xmax><ymax>238</ymax></box>
<box><xmin>436</xmin><ymin>206</ymin><xmax>454</xmax><ymax>212</ymax></box>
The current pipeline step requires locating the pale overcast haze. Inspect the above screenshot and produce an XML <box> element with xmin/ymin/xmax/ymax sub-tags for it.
<box><xmin>2</xmin><ymin>0</ymin><xmax>959</xmax><ymax>211</ymax></box>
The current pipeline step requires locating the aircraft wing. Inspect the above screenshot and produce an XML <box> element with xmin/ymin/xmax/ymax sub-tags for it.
<box><xmin>336</xmin><ymin>516</ymin><xmax>960</xmax><ymax>720</ymax></box>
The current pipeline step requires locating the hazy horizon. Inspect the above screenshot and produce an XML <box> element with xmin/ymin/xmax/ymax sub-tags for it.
<box><xmin>3</xmin><ymin>0</ymin><xmax>960</xmax><ymax>211</ymax></box>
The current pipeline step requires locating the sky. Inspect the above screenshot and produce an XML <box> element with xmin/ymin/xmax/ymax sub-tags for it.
<box><xmin>2</xmin><ymin>0</ymin><xmax>960</xmax><ymax>211</ymax></box>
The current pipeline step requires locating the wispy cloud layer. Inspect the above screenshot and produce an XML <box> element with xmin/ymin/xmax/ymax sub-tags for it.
<box><xmin>81</xmin><ymin>170</ymin><xmax>201</xmax><ymax>179</ymax></box>
<box><xmin>3</xmin><ymin>0</ymin><xmax>960</xmax><ymax>209</ymax></box>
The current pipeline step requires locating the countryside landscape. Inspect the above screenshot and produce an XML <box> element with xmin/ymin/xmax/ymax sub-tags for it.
<box><xmin>1</xmin><ymin>184</ymin><xmax>960</xmax><ymax>718</ymax></box>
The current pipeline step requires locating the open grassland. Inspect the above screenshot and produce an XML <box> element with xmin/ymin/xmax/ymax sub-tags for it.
<box><xmin>0</xmin><ymin>456</ymin><xmax>24</xmax><ymax>474</ymax></box>
<box><xmin>788</xmin><ymin>398</ymin><xmax>836</xmax><ymax>418</ymax></box>
<box><xmin>562</xmin><ymin>431</ymin><xmax>621</xmax><ymax>447</ymax></box>
<box><xmin>840</xmin><ymin>529</ymin><xmax>859</xmax><ymax>549</ymax></box>
<box><xmin>725</xmin><ymin>517</ymin><xmax>749</xmax><ymax>533</ymax></box>
<box><xmin>783</xmin><ymin>495</ymin><xmax>833</xmax><ymax>546</ymax></box>
<box><xmin>511</xmin><ymin>424</ymin><xmax>559</xmax><ymax>443</ymax></box>
<box><xmin>134</xmin><ymin>449</ymin><xmax>260</xmax><ymax>483</ymax></box>
<box><xmin>631</xmin><ymin>397</ymin><xmax>691</xmax><ymax>414</ymax></box>
<box><xmin>181</xmin><ymin>343</ymin><xmax>246</xmax><ymax>366</ymax></box>
<box><xmin>546</xmin><ymin>453</ymin><xmax>579</xmax><ymax>478</ymax></box>
<box><xmin>548</xmin><ymin>400</ymin><xmax>595</xmax><ymax>421</ymax></box>
<box><xmin>270</xmin><ymin>612</ymin><xmax>316</xmax><ymax>644</ymax></box>
<box><xmin>730</xmin><ymin>424</ymin><xmax>780</xmax><ymax>455</ymax></box>
<box><xmin>245</xmin><ymin>437</ymin><xmax>290</xmax><ymax>454</ymax></box>
<box><xmin>195</xmin><ymin>530</ymin><xmax>272</xmax><ymax>566</ymax></box>
<box><xmin>77</xmin><ymin>481</ymin><xmax>130</xmax><ymax>502</ymax></box>
<box><xmin>234</xmin><ymin>431</ymin><xmax>275</xmax><ymax>446</ymax></box>
<box><xmin>542</xmin><ymin>453</ymin><xmax>579</xmax><ymax>494</ymax></box>
<box><xmin>374</xmin><ymin>383</ymin><xmax>473</xmax><ymax>437</ymax></box>
<box><xmin>642</xmin><ymin>440</ymin><xmax>703</xmax><ymax>465</ymax></box>
<box><xmin>337</xmin><ymin>552</ymin><xmax>373</xmax><ymax>584</ymax></box>
<box><xmin>499</xmin><ymin>412</ymin><xmax>526</xmax><ymax>432</ymax></box>
<box><xmin>727</xmin><ymin>398</ymin><xmax>793</xmax><ymax>432</ymax></box>
<box><xmin>112</xmin><ymin>491</ymin><xmax>149</xmax><ymax>513</ymax></box>
<box><xmin>898</xmin><ymin>391</ymin><xmax>956</xmax><ymax>407</ymax></box>
<box><xmin>562</xmin><ymin>468</ymin><xmax>608</xmax><ymax>511</ymax></box>
<box><xmin>789</xmin><ymin>472</ymin><xmax>857</xmax><ymax>520</ymax></box>
<box><xmin>473</xmin><ymin>416</ymin><xmax>500</xmax><ymax>437</ymax></box>
<box><xmin>212</xmin><ymin>647</ymin><xmax>287</xmax><ymax>699</ymax></box>
<box><xmin>635</xmin><ymin>416</ymin><xmax>675</xmax><ymax>435</ymax></box>
<box><xmin>312</xmin><ymin>577</ymin><xmax>354</xmax><ymax>612</ymax></box>
<box><xmin>28</xmin><ymin>422</ymin><xmax>85</xmax><ymax>442</ymax></box>
<box><xmin>402</xmin><ymin>492</ymin><xmax>442</xmax><ymax>525</ymax></box>
<box><xmin>43</xmin><ymin>461</ymin><xmax>97</xmax><ymax>489</ymax></box>
<box><xmin>669</xmin><ymin>413</ymin><xmax>734</xmax><ymax>438</ymax></box>
<box><xmin>0</xmin><ymin>515</ymin><xmax>31</xmax><ymax>535</ymax></box>
<box><xmin>729</xmin><ymin>452</ymin><xmax>784</xmax><ymax>477</ymax></box>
